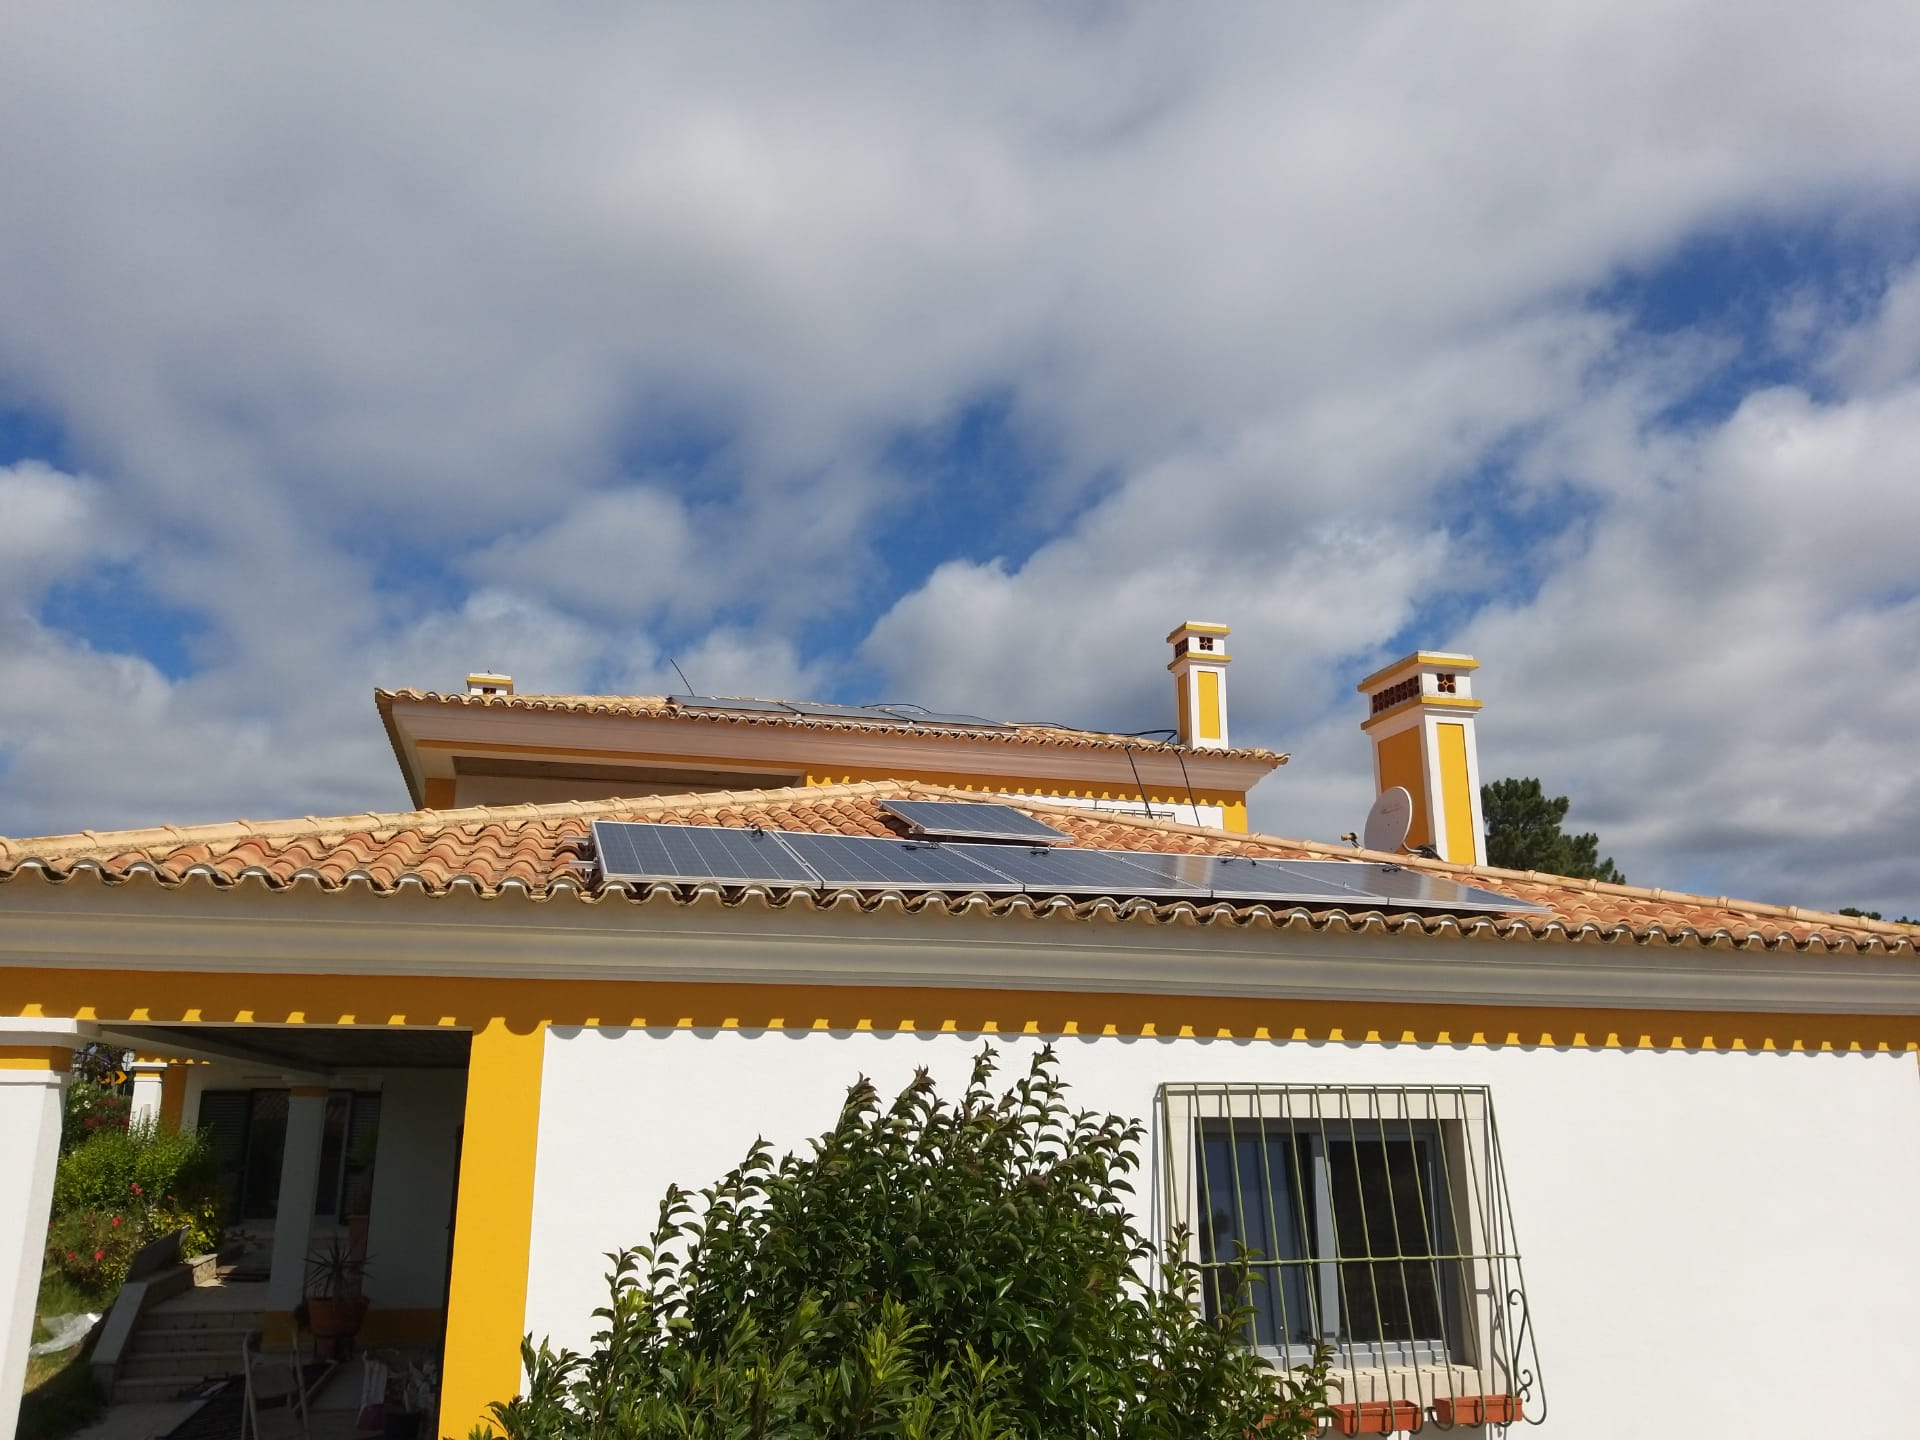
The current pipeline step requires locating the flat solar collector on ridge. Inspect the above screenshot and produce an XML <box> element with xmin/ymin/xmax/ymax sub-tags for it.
<box><xmin>880</xmin><ymin>799</ymin><xmax>1071</xmax><ymax>843</ymax></box>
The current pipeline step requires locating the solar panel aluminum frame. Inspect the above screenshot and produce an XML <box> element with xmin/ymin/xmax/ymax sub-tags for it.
<box><xmin>945</xmin><ymin>843</ymin><xmax>1214</xmax><ymax>898</ymax></box>
<box><xmin>878</xmin><ymin>799</ymin><xmax>1072</xmax><ymax>845</ymax></box>
<box><xmin>591</xmin><ymin>821</ymin><xmax>824</xmax><ymax>889</ymax></box>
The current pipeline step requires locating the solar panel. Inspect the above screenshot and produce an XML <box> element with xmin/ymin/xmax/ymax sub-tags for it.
<box><xmin>1336</xmin><ymin>863</ymin><xmax>1551</xmax><ymax>913</ymax></box>
<box><xmin>948</xmin><ymin>843</ymin><xmax>1212</xmax><ymax>896</ymax></box>
<box><xmin>668</xmin><ymin>694</ymin><xmax>797</xmax><ymax>715</ymax></box>
<box><xmin>776</xmin><ymin>832</ymin><xmax>1022</xmax><ymax>892</ymax></box>
<box><xmin>1198</xmin><ymin>855</ymin><xmax>1381</xmax><ymax>902</ymax></box>
<box><xmin>762</xmin><ymin>701</ymin><xmax>899</xmax><ymax>722</ymax></box>
<box><xmin>592</xmin><ymin>821</ymin><xmax>821</xmax><ymax>887</ymax></box>
<box><xmin>591</xmin><ymin>820</ymin><xmax>1548</xmax><ymax>913</ymax></box>
<box><xmin>872</xmin><ymin>706</ymin><xmax>1010</xmax><ymax>729</ymax></box>
<box><xmin>1199</xmin><ymin>855</ymin><xmax>1547</xmax><ymax>912</ymax></box>
<box><xmin>880</xmin><ymin>800</ymin><xmax>1071</xmax><ymax>844</ymax></box>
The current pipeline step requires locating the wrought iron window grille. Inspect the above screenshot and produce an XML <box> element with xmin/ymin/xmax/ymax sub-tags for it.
<box><xmin>1158</xmin><ymin>1083</ymin><xmax>1546</xmax><ymax>1429</ymax></box>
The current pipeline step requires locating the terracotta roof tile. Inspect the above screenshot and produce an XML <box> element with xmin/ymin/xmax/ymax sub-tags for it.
<box><xmin>1</xmin><ymin>781</ymin><xmax>1914</xmax><ymax>955</ymax></box>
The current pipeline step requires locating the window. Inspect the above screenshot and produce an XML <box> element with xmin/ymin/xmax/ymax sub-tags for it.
<box><xmin>1161</xmin><ymin>1084</ymin><xmax>1544</xmax><ymax>1424</ymax></box>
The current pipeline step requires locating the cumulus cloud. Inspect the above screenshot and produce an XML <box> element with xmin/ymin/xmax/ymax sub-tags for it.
<box><xmin>0</xmin><ymin>2</ymin><xmax>1917</xmax><ymax>913</ymax></box>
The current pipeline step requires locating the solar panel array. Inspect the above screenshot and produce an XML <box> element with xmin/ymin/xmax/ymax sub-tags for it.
<box><xmin>879</xmin><ymin>799</ymin><xmax>1070</xmax><ymax>844</ymax></box>
<box><xmin>591</xmin><ymin>817</ymin><xmax>1547</xmax><ymax>914</ymax></box>
<box><xmin>669</xmin><ymin>695</ymin><xmax>1010</xmax><ymax>730</ymax></box>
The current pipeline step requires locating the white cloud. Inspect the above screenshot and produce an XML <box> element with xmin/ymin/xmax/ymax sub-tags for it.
<box><xmin>0</xmin><ymin>3</ymin><xmax>1917</xmax><ymax>915</ymax></box>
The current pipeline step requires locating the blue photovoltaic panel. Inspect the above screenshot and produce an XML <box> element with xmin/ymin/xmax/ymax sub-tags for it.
<box><xmin>591</xmin><ymin>820</ymin><xmax>1547</xmax><ymax>912</ymax></box>
<box><xmin>873</xmin><ymin>706</ymin><xmax>1010</xmax><ymax>729</ymax></box>
<box><xmin>879</xmin><ymin>800</ymin><xmax>1071</xmax><ymax>844</ymax></box>
<box><xmin>669</xmin><ymin>694</ymin><xmax>798</xmax><ymax>714</ymax></box>
<box><xmin>776</xmin><ymin>832</ymin><xmax>1023</xmax><ymax>892</ymax></box>
<box><xmin>1336</xmin><ymin>862</ymin><xmax>1550</xmax><ymax>913</ymax></box>
<box><xmin>948</xmin><ymin>843</ymin><xmax>1212</xmax><ymax>897</ymax></box>
<box><xmin>592</xmin><ymin>821</ymin><xmax>821</xmax><ymax>887</ymax></box>
<box><xmin>783</xmin><ymin>701</ymin><xmax>909</xmax><ymax>722</ymax></box>
<box><xmin>1198</xmin><ymin>855</ymin><xmax>1380</xmax><ymax>902</ymax></box>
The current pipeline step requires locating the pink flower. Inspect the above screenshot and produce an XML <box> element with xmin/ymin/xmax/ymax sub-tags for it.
<box><xmin>110</xmin><ymin>1216</ymin><xmax>120</xmax><ymax>1226</ymax></box>
<box><xmin>94</xmin><ymin>1250</ymin><xmax>104</xmax><ymax>1261</ymax></box>
<box><xmin>131</xmin><ymin>1182</ymin><xmax>143</xmax><ymax>1195</ymax></box>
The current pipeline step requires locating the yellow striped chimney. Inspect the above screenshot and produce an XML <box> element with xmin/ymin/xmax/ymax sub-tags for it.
<box><xmin>1168</xmin><ymin>621</ymin><xmax>1233</xmax><ymax>749</ymax></box>
<box><xmin>1357</xmin><ymin>651</ymin><xmax>1487</xmax><ymax>865</ymax></box>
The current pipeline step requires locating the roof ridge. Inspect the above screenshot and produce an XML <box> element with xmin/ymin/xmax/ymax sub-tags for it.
<box><xmin>0</xmin><ymin>779</ymin><xmax>957</xmax><ymax>863</ymax></box>
<box><xmin>372</xmin><ymin>687</ymin><xmax>1288</xmax><ymax>763</ymax></box>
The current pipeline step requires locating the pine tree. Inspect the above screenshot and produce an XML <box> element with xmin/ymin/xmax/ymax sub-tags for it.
<box><xmin>1481</xmin><ymin>777</ymin><xmax>1625</xmax><ymax>884</ymax></box>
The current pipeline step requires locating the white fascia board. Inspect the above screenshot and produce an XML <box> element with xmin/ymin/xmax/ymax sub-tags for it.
<box><xmin>2</xmin><ymin>875</ymin><xmax>1918</xmax><ymax>1017</ymax></box>
<box><xmin>391</xmin><ymin>700</ymin><xmax>1277</xmax><ymax>790</ymax></box>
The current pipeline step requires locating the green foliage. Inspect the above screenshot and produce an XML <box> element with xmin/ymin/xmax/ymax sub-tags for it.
<box><xmin>1481</xmin><ymin>777</ymin><xmax>1625</xmax><ymax>883</ymax></box>
<box><xmin>62</xmin><ymin>1079</ymin><xmax>130</xmax><ymax>1151</ymax></box>
<box><xmin>44</xmin><ymin>1119</ymin><xmax>223</xmax><ymax>1290</ymax></box>
<box><xmin>1839</xmin><ymin>907</ymin><xmax>1917</xmax><ymax>925</ymax></box>
<box><xmin>485</xmin><ymin>1047</ymin><xmax>1330</xmax><ymax>1440</ymax></box>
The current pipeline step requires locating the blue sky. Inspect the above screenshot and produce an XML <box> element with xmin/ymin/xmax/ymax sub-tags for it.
<box><xmin>2</xmin><ymin>3</ymin><xmax>1918</xmax><ymax>918</ymax></box>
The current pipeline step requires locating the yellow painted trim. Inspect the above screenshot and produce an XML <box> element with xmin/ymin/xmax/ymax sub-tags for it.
<box><xmin>1356</xmin><ymin>652</ymin><xmax>1480</xmax><ymax>693</ymax></box>
<box><xmin>1197</xmin><ymin>670</ymin><xmax>1222</xmax><ymax>742</ymax></box>
<box><xmin>0</xmin><ymin>1044</ymin><xmax>73</xmax><ymax>1070</ymax></box>
<box><xmin>159</xmin><ymin>1063</ymin><xmax>187</xmax><ymax>1130</ymax></box>
<box><xmin>1220</xmin><ymin>799</ymin><xmax>1249</xmax><ymax>834</ymax></box>
<box><xmin>1360</xmin><ymin>693</ymin><xmax>1484</xmax><ymax>731</ymax></box>
<box><xmin>440</xmin><ymin>1019</ymin><xmax>546</xmax><ymax>1440</ymax></box>
<box><xmin>5</xmin><ymin>968</ymin><xmax>1914</xmax><ymax>1057</ymax></box>
<box><xmin>424</xmin><ymin>777</ymin><xmax>457</xmax><ymax>809</ymax></box>
<box><xmin>1436</xmin><ymin>723</ymin><xmax>1475</xmax><ymax>866</ymax></box>
<box><xmin>1167</xmin><ymin>653</ymin><xmax>1232</xmax><ymax>670</ymax></box>
<box><xmin>1176</xmin><ymin>675</ymin><xmax>1192</xmax><ymax>746</ymax></box>
<box><xmin>1374</xmin><ymin>727</ymin><xmax>1430</xmax><ymax>849</ymax></box>
<box><xmin>1166</xmin><ymin>622</ymin><xmax>1232</xmax><ymax>640</ymax></box>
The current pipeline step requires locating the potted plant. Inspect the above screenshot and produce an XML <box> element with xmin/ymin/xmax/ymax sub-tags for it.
<box><xmin>304</xmin><ymin>1235</ymin><xmax>370</xmax><ymax>1359</ymax></box>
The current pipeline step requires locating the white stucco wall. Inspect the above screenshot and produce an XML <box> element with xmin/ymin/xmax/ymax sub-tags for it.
<box><xmin>525</xmin><ymin>1028</ymin><xmax>1920</xmax><ymax>1437</ymax></box>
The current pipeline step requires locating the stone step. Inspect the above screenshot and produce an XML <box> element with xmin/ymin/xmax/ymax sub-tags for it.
<box><xmin>111</xmin><ymin>1375</ymin><xmax>227</xmax><ymax>1405</ymax></box>
<box><xmin>118</xmin><ymin>1349</ymin><xmax>246</xmax><ymax>1382</ymax></box>
<box><xmin>131</xmin><ymin>1322</ymin><xmax>259</xmax><ymax>1356</ymax></box>
<box><xmin>144</xmin><ymin>1307</ymin><xmax>266</xmax><ymax>1333</ymax></box>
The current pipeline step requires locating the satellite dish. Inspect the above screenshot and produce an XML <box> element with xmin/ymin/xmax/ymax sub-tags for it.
<box><xmin>1362</xmin><ymin>786</ymin><xmax>1413</xmax><ymax>853</ymax></box>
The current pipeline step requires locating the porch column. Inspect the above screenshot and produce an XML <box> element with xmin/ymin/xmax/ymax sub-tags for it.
<box><xmin>439</xmin><ymin>1020</ymin><xmax>546</xmax><ymax>1439</ymax></box>
<box><xmin>127</xmin><ymin>1060</ymin><xmax>167</xmax><ymax>1129</ymax></box>
<box><xmin>267</xmin><ymin>1086</ymin><xmax>330</xmax><ymax>1312</ymax></box>
<box><xmin>1</xmin><ymin>1021</ymin><xmax>90</xmax><ymax>1440</ymax></box>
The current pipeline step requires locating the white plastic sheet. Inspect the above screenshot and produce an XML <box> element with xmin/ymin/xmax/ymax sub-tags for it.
<box><xmin>28</xmin><ymin>1312</ymin><xmax>100</xmax><ymax>1357</ymax></box>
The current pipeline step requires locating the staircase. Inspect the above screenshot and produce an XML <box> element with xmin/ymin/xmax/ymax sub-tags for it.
<box><xmin>110</xmin><ymin>1294</ymin><xmax>264</xmax><ymax>1404</ymax></box>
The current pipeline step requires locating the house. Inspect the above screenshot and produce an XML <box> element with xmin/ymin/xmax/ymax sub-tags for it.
<box><xmin>3</xmin><ymin>625</ymin><xmax>1916</xmax><ymax>1440</ymax></box>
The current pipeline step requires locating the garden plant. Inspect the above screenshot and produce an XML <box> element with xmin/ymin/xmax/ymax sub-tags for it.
<box><xmin>483</xmin><ymin>1046</ymin><xmax>1330</xmax><ymax>1440</ymax></box>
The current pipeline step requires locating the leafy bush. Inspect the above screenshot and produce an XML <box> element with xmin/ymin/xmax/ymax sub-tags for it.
<box><xmin>45</xmin><ymin>1119</ymin><xmax>222</xmax><ymax>1290</ymax></box>
<box><xmin>62</xmin><ymin>1079</ymin><xmax>130</xmax><ymax>1151</ymax></box>
<box><xmin>485</xmin><ymin>1046</ymin><xmax>1329</xmax><ymax>1440</ymax></box>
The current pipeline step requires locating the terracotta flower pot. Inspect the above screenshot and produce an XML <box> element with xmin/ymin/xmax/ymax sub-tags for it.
<box><xmin>1328</xmin><ymin>1399</ymin><xmax>1423</xmax><ymax>1435</ymax></box>
<box><xmin>306</xmin><ymin>1295</ymin><xmax>369</xmax><ymax>1359</ymax></box>
<box><xmin>1432</xmin><ymin>1394</ymin><xmax>1522</xmax><ymax>1425</ymax></box>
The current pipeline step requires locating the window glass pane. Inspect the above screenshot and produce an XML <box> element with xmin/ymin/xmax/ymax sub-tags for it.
<box><xmin>1197</xmin><ymin>1124</ymin><xmax>1316</xmax><ymax>1345</ymax></box>
<box><xmin>240</xmin><ymin>1090</ymin><xmax>289</xmax><ymax>1221</ymax></box>
<box><xmin>1326</xmin><ymin>1137</ymin><xmax>1445</xmax><ymax>1343</ymax></box>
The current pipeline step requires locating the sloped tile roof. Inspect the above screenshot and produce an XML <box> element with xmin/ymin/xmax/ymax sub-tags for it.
<box><xmin>2</xmin><ymin>782</ymin><xmax>1913</xmax><ymax>954</ymax></box>
<box><xmin>375</xmin><ymin>689</ymin><xmax>1288</xmax><ymax>765</ymax></box>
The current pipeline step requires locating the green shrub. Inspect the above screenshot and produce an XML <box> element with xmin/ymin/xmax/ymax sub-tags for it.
<box><xmin>485</xmin><ymin>1046</ymin><xmax>1330</xmax><ymax>1440</ymax></box>
<box><xmin>62</xmin><ymin>1079</ymin><xmax>130</xmax><ymax>1151</ymax></box>
<box><xmin>46</xmin><ymin>1120</ymin><xmax>222</xmax><ymax>1290</ymax></box>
